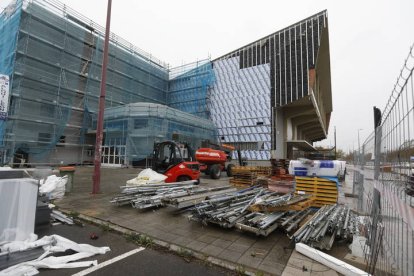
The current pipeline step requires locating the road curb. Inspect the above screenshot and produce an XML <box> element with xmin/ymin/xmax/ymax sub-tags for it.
<box><xmin>59</xmin><ymin>209</ymin><xmax>263</xmax><ymax>276</ymax></box>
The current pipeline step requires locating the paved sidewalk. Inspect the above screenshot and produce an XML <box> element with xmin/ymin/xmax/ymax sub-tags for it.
<box><xmin>56</xmin><ymin>167</ymin><xmax>341</xmax><ymax>275</ymax></box>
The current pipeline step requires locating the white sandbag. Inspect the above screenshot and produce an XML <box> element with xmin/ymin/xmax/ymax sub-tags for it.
<box><xmin>126</xmin><ymin>168</ymin><xmax>167</xmax><ymax>186</ymax></box>
<box><xmin>39</xmin><ymin>175</ymin><xmax>67</xmax><ymax>199</ymax></box>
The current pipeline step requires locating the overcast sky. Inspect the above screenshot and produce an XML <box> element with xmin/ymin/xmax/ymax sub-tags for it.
<box><xmin>1</xmin><ymin>0</ymin><xmax>413</xmax><ymax>152</ymax></box>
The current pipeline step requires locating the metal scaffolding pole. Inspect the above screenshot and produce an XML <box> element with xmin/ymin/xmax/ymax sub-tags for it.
<box><xmin>93</xmin><ymin>0</ymin><xmax>112</xmax><ymax>194</ymax></box>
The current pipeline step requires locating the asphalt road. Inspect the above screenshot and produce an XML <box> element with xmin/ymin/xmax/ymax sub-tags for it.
<box><xmin>32</xmin><ymin>222</ymin><xmax>234</xmax><ymax>276</ymax></box>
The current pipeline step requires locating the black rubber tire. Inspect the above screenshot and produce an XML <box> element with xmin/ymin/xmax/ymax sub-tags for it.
<box><xmin>226</xmin><ymin>164</ymin><xmax>235</xmax><ymax>177</ymax></box>
<box><xmin>194</xmin><ymin>178</ymin><xmax>200</xmax><ymax>185</ymax></box>
<box><xmin>177</xmin><ymin>175</ymin><xmax>191</xmax><ymax>182</ymax></box>
<box><xmin>204</xmin><ymin>166</ymin><xmax>210</xmax><ymax>175</ymax></box>
<box><xmin>210</xmin><ymin>164</ymin><xmax>221</xmax><ymax>179</ymax></box>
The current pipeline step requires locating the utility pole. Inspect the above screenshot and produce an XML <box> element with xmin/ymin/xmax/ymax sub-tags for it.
<box><xmin>334</xmin><ymin>126</ymin><xmax>337</xmax><ymax>159</ymax></box>
<box><xmin>93</xmin><ymin>0</ymin><xmax>112</xmax><ymax>194</ymax></box>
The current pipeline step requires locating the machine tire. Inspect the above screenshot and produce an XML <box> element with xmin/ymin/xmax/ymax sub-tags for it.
<box><xmin>226</xmin><ymin>164</ymin><xmax>235</xmax><ymax>177</ymax></box>
<box><xmin>210</xmin><ymin>164</ymin><xmax>221</xmax><ymax>179</ymax></box>
<box><xmin>204</xmin><ymin>166</ymin><xmax>210</xmax><ymax>175</ymax></box>
<box><xmin>195</xmin><ymin>178</ymin><xmax>200</xmax><ymax>185</ymax></box>
<box><xmin>177</xmin><ymin>175</ymin><xmax>191</xmax><ymax>182</ymax></box>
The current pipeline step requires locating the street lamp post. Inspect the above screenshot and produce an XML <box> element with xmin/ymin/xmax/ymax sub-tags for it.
<box><xmin>357</xmin><ymin>128</ymin><xmax>363</xmax><ymax>165</ymax></box>
<box><xmin>358</xmin><ymin>129</ymin><xmax>363</xmax><ymax>151</ymax></box>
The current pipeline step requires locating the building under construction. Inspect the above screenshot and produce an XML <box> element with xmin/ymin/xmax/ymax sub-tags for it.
<box><xmin>0</xmin><ymin>0</ymin><xmax>332</xmax><ymax>166</ymax></box>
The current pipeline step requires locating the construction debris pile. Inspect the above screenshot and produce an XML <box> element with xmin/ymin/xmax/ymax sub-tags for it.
<box><xmin>190</xmin><ymin>188</ymin><xmax>307</xmax><ymax>236</ymax></box>
<box><xmin>290</xmin><ymin>204</ymin><xmax>356</xmax><ymax>250</ymax></box>
<box><xmin>110</xmin><ymin>181</ymin><xmax>236</xmax><ymax>209</ymax></box>
<box><xmin>190</xmin><ymin>187</ymin><xmax>267</xmax><ymax>228</ymax></box>
<box><xmin>189</xmin><ymin>188</ymin><xmax>312</xmax><ymax>236</ymax></box>
<box><xmin>189</xmin><ymin>187</ymin><xmax>357</xmax><ymax>246</ymax></box>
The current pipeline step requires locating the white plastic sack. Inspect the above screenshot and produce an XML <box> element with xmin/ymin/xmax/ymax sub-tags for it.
<box><xmin>126</xmin><ymin>168</ymin><xmax>167</xmax><ymax>186</ymax></box>
<box><xmin>0</xmin><ymin>234</ymin><xmax>110</xmax><ymax>276</ymax></box>
<box><xmin>39</xmin><ymin>175</ymin><xmax>68</xmax><ymax>200</ymax></box>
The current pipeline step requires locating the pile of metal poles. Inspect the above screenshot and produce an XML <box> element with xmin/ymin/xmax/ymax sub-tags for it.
<box><xmin>235</xmin><ymin>211</ymin><xmax>288</xmax><ymax>236</ymax></box>
<box><xmin>290</xmin><ymin>204</ymin><xmax>356</xmax><ymax>250</ymax></box>
<box><xmin>162</xmin><ymin>186</ymin><xmax>237</xmax><ymax>209</ymax></box>
<box><xmin>110</xmin><ymin>181</ymin><xmax>196</xmax><ymax>208</ymax></box>
<box><xmin>190</xmin><ymin>187</ymin><xmax>273</xmax><ymax>228</ymax></box>
<box><xmin>110</xmin><ymin>181</ymin><xmax>237</xmax><ymax>210</ymax></box>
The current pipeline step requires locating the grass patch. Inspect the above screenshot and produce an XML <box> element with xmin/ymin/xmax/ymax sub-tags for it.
<box><xmin>69</xmin><ymin>211</ymin><xmax>80</xmax><ymax>218</ymax></box>
<box><xmin>124</xmin><ymin>232</ymin><xmax>154</xmax><ymax>248</ymax></box>
<box><xmin>99</xmin><ymin>223</ymin><xmax>112</xmax><ymax>232</ymax></box>
<box><xmin>177</xmin><ymin>247</ymin><xmax>194</xmax><ymax>263</ymax></box>
<box><xmin>235</xmin><ymin>265</ymin><xmax>246</xmax><ymax>275</ymax></box>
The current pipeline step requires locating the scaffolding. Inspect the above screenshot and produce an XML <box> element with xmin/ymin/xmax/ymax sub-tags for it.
<box><xmin>168</xmin><ymin>59</ymin><xmax>215</xmax><ymax>119</ymax></box>
<box><xmin>0</xmin><ymin>0</ymin><xmax>169</xmax><ymax>165</ymax></box>
<box><xmin>98</xmin><ymin>103</ymin><xmax>216</xmax><ymax>165</ymax></box>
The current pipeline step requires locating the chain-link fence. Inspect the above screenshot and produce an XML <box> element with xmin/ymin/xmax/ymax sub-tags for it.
<box><xmin>353</xmin><ymin>44</ymin><xmax>414</xmax><ymax>275</ymax></box>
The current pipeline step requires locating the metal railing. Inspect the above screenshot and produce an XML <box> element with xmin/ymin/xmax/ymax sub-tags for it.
<box><xmin>353</xmin><ymin>44</ymin><xmax>414</xmax><ymax>275</ymax></box>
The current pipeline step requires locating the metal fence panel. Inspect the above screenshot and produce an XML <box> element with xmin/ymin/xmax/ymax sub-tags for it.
<box><xmin>354</xmin><ymin>45</ymin><xmax>414</xmax><ymax>275</ymax></box>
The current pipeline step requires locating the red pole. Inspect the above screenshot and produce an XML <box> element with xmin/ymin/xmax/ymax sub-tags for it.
<box><xmin>93</xmin><ymin>0</ymin><xmax>112</xmax><ymax>194</ymax></box>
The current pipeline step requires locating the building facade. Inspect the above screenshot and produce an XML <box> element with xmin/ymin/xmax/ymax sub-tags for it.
<box><xmin>0</xmin><ymin>0</ymin><xmax>332</xmax><ymax>166</ymax></box>
<box><xmin>209</xmin><ymin>11</ymin><xmax>332</xmax><ymax>159</ymax></box>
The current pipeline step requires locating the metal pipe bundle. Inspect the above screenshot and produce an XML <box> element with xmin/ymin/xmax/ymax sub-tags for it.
<box><xmin>289</xmin><ymin>204</ymin><xmax>357</xmax><ymax>250</ymax></box>
<box><xmin>190</xmin><ymin>187</ymin><xmax>265</xmax><ymax>228</ymax></box>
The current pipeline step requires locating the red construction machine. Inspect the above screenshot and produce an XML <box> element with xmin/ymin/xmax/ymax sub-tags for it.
<box><xmin>152</xmin><ymin>141</ymin><xmax>200</xmax><ymax>184</ymax></box>
<box><xmin>195</xmin><ymin>143</ymin><xmax>236</xmax><ymax>179</ymax></box>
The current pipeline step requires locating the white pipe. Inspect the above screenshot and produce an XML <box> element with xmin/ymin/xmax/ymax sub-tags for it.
<box><xmin>295</xmin><ymin>243</ymin><xmax>371</xmax><ymax>276</ymax></box>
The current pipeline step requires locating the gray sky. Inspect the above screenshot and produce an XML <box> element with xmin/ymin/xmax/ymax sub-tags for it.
<box><xmin>2</xmin><ymin>0</ymin><xmax>414</xmax><ymax>152</ymax></box>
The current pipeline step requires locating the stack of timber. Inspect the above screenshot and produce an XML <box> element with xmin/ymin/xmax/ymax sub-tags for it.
<box><xmin>295</xmin><ymin>177</ymin><xmax>338</xmax><ymax>207</ymax></box>
<box><xmin>270</xmin><ymin>158</ymin><xmax>290</xmax><ymax>175</ymax></box>
<box><xmin>229</xmin><ymin>166</ymin><xmax>272</xmax><ymax>187</ymax></box>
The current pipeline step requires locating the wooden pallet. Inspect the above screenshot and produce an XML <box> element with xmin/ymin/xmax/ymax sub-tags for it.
<box><xmin>295</xmin><ymin>176</ymin><xmax>338</xmax><ymax>207</ymax></box>
<box><xmin>232</xmin><ymin>166</ymin><xmax>272</xmax><ymax>177</ymax></box>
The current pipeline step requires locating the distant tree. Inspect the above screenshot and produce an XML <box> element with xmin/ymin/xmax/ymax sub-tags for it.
<box><xmin>336</xmin><ymin>149</ymin><xmax>346</xmax><ymax>159</ymax></box>
<box><xmin>344</xmin><ymin>151</ymin><xmax>354</xmax><ymax>163</ymax></box>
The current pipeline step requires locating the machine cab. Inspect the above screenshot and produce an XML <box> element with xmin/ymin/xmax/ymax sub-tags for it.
<box><xmin>153</xmin><ymin>141</ymin><xmax>189</xmax><ymax>173</ymax></box>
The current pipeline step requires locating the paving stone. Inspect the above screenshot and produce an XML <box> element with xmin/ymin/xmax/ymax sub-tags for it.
<box><xmin>161</xmin><ymin>233</ymin><xmax>181</xmax><ymax>243</ymax></box>
<box><xmin>170</xmin><ymin>227</ymin><xmax>192</xmax><ymax>237</ymax></box>
<box><xmin>197</xmin><ymin>234</ymin><xmax>218</xmax><ymax>244</ymax></box>
<box><xmin>211</xmin><ymin>238</ymin><xmax>232</xmax><ymax>249</ymax></box>
<box><xmin>237</xmin><ymin>250</ymin><xmax>264</xmax><ymax>269</ymax></box>
<box><xmin>171</xmin><ymin>236</ymin><xmax>194</xmax><ymax>247</ymax></box>
<box><xmin>201</xmin><ymin>244</ymin><xmax>225</xmax><ymax>257</ymax></box>
<box><xmin>217</xmin><ymin>249</ymin><xmax>244</xmax><ymax>263</ymax></box>
<box><xmin>235</xmin><ymin>236</ymin><xmax>258</xmax><ymax>247</ymax></box>
<box><xmin>216</xmin><ymin>231</ymin><xmax>241</xmax><ymax>242</ymax></box>
<box><xmin>187</xmin><ymin>240</ymin><xmax>208</xmax><ymax>251</ymax></box>
<box><xmin>258</xmin><ymin>261</ymin><xmax>285</xmax><ymax>276</ymax></box>
<box><xmin>282</xmin><ymin>266</ymin><xmax>311</xmax><ymax>276</ymax></box>
<box><xmin>227</xmin><ymin>242</ymin><xmax>251</xmax><ymax>253</ymax></box>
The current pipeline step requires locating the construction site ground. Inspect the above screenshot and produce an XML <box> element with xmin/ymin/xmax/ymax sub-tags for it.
<box><xmin>54</xmin><ymin>166</ymin><xmax>358</xmax><ymax>275</ymax></box>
